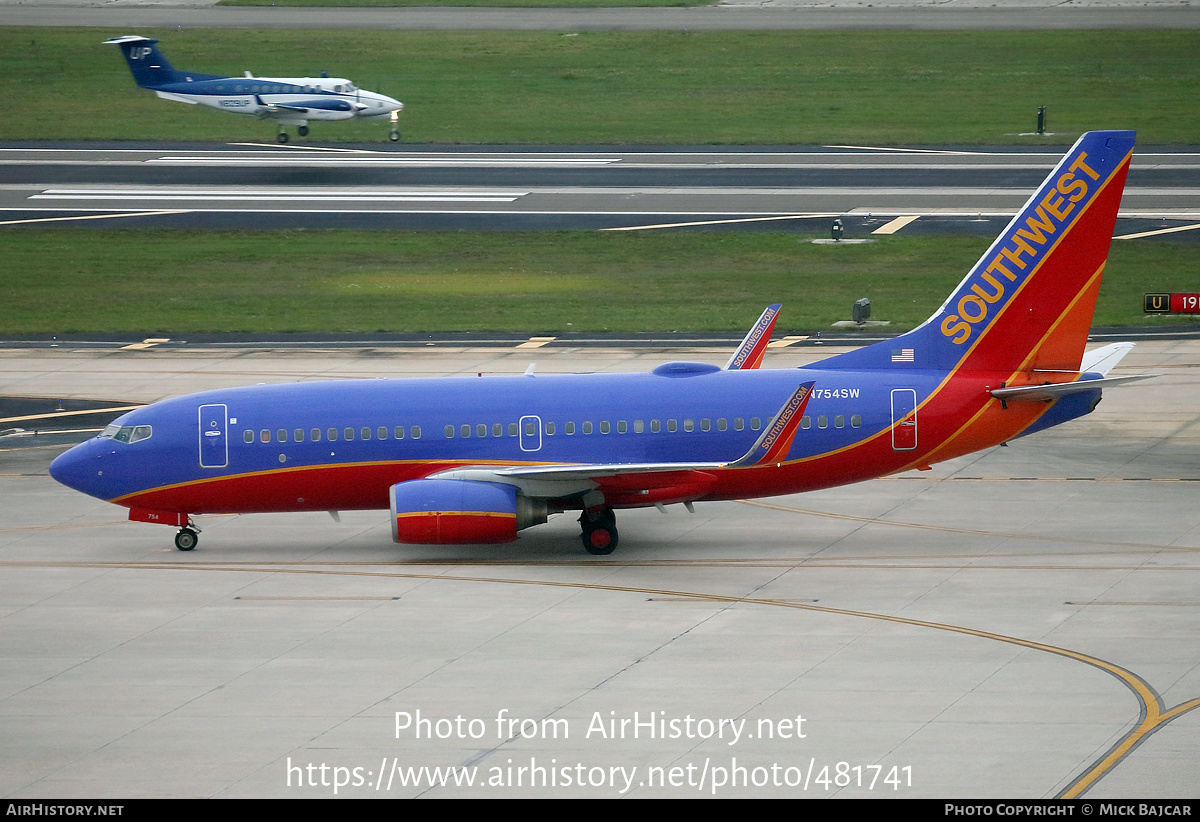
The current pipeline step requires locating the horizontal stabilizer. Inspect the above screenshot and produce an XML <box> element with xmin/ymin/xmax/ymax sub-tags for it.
<box><xmin>1080</xmin><ymin>342</ymin><xmax>1135</xmax><ymax>376</ymax></box>
<box><xmin>991</xmin><ymin>374</ymin><xmax>1153</xmax><ymax>402</ymax></box>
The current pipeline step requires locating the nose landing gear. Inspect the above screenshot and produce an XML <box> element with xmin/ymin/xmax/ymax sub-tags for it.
<box><xmin>174</xmin><ymin>521</ymin><xmax>200</xmax><ymax>552</ymax></box>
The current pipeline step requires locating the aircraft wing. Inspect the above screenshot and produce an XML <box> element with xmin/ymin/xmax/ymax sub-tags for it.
<box><xmin>724</xmin><ymin>304</ymin><xmax>781</xmax><ymax>370</ymax></box>
<box><xmin>429</xmin><ymin>382</ymin><xmax>816</xmax><ymax>501</ymax></box>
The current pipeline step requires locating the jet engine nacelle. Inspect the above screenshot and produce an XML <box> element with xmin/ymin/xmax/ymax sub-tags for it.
<box><xmin>390</xmin><ymin>479</ymin><xmax>548</xmax><ymax>545</ymax></box>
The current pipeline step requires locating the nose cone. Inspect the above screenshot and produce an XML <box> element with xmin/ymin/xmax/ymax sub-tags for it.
<box><xmin>49</xmin><ymin>439</ymin><xmax>109</xmax><ymax>500</ymax></box>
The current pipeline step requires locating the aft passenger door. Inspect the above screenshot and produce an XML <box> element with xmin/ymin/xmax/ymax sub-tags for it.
<box><xmin>890</xmin><ymin>389</ymin><xmax>917</xmax><ymax>451</ymax></box>
<box><xmin>198</xmin><ymin>403</ymin><xmax>228</xmax><ymax>468</ymax></box>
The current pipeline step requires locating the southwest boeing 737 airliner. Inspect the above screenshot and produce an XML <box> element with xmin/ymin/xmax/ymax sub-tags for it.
<box><xmin>50</xmin><ymin>131</ymin><xmax>1145</xmax><ymax>555</ymax></box>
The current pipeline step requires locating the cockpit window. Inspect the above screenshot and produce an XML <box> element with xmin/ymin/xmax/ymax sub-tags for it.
<box><xmin>99</xmin><ymin>424</ymin><xmax>152</xmax><ymax>444</ymax></box>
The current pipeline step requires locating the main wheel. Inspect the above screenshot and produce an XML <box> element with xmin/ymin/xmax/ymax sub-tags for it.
<box><xmin>579</xmin><ymin>508</ymin><xmax>618</xmax><ymax>555</ymax></box>
<box><xmin>389</xmin><ymin>130</ymin><xmax>400</xmax><ymax>142</ymax></box>
<box><xmin>582</xmin><ymin>524</ymin><xmax>617</xmax><ymax>555</ymax></box>
<box><xmin>297</xmin><ymin>125</ymin><xmax>309</xmax><ymax>137</ymax></box>
<box><xmin>277</xmin><ymin>132</ymin><xmax>289</xmax><ymax>144</ymax></box>
<box><xmin>175</xmin><ymin>528</ymin><xmax>198</xmax><ymax>552</ymax></box>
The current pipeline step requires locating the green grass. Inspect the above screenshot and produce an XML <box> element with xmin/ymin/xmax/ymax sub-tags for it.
<box><xmin>0</xmin><ymin>230</ymin><xmax>1192</xmax><ymax>335</ymax></box>
<box><xmin>5</xmin><ymin>28</ymin><xmax>1200</xmax><ymax>144</ymax></box>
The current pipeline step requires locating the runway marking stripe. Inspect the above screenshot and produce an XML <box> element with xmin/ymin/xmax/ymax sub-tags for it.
<box><xmin>1114</xmin><ymin>221</ymin><xmax>1200</xmax><ymax>239</ymax></box>
<box><xmin>602</xmin><ymin>214</ymin><xmax>838</xmax><ymax>231</ymax></box>
<box><xmin>871</xmin><ymin>215</ymin><xmax>920</xmax><ymax>234</ymax></box>
<box><xmin>0</xmin><ymin>210</ymin><xmax>189</xmax><ymax>226</ymax></box>
<box><xmin>0</xmin><ymin>405</ymin><xmax>144</xmax><ymax>424</ymax></box>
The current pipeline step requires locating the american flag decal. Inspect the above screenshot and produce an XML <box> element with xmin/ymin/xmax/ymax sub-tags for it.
<box><xmin>891</xmin><ymin>348</ymin><xmax>915</xmax><ymax>363</ymax></box>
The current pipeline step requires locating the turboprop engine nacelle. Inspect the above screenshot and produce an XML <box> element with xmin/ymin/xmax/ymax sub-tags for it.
<box><xmin>390</xmin><ymin>479</ymin><xmax>548</xmax><ymax>544</ymax></box>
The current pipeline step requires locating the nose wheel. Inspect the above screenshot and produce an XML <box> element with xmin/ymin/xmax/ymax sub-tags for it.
<box><xmin>174</xmin><ymin>521</ymin><xmax>201</xmax><ymax>551</ymax></box>
<box><xmin>579</xmin><ymin>508</ymin><xmax>618</xmax><ymax>555</ymax></box>
<box><xmin>276</xmin><ymin>130</ymin><xmax>289</xmax><ymax>144</ymax></box>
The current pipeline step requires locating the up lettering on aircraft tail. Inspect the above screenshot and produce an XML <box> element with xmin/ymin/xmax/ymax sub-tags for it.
<box><xmin>939</xmin><ymin>151</ymin><xmax>1103</xmax><ymax>345</ymax></box>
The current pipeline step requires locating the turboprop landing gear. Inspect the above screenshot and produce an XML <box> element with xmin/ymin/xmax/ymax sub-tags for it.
<box><xmin>579</xmin><ymin>507</ymin><xmax>618</xmax><ymax>555</ymax></box>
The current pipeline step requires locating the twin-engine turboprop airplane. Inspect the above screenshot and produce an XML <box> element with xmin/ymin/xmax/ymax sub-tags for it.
<box><xmin>104</xmin><ymin>35</ymin><xmax>404</xmax><ymax>143</ymax></box>
<box><xmin>50</xmin><ymin>131</ymin><xmax>1147</xmax><ymax>555</ymax></box>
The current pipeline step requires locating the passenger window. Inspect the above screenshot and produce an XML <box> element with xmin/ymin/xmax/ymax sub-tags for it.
<box><xmin>546</xmin><ymin>422</ymin><xmax>556</xmax><ymax>435</ymax></box>
<box><xmin>718</xmin><ymin>418</ymin><xmax>728</xmax><ymax>431</ymax></box>
<box><xmin>651</xmin><ymin>420</ymin><xmax>661</xmax><ymax>433</ymax></box>
<box><xmin>327</xmin><ymin>428</ymin><xmax>338</xmax><ymax>442</ymax></box>
<box><xmin>734</xmin><ymin>418</ymin><xmax>745</xmax><ymax>431</ymax></box>
<box><xmin>361</xmin><ymin>427</ymin><xmax>372</xmax><ymax>440</ymax></box>
<box><xmin>394</xmin><ymin>426</ymin><xmax>405</xmax><ymax>439</ymax></box>
<box><xmin>617</xmin><ymin>421</ymin><xmax>627</xmax><ymax>434</ymax></box>
<box><xmin>818</xmin><ymin>416</ymin><xmax>828</xmax><ymax>429</ymax></box>
<box><xmin>525</xmin><ymin>420</ymin><xmax>537</xmax><ymax>436</ymax></box>
<box><xmin>634</xmin><ymin>420</ymin><xmax>644</xmax><ymax>433</ymax></box>
<box><xmin>445</xmin><ymin>425</ymin><xmax>454</xmax><ymax>438</ymax></box>
<box><xmin>801</xmin><ymin>416</ymin><xmax>811</xmax><ymax>429</ymax></box>
<box><xmin>667</xmin><ymin>420</ymin><xmax>678</xmax><ymax>433</ymax></box>
<box><xmin>477</xmin><ymin>424</ymin><xmax>487</xmax><ymax>438</ymax></box>
<box><xmin>311</xmin><ymin>428</ymin><xmax>322</xmax><ymax>442</ymax></box>
<box><xmin>851</xmin><ymin>415</ymin><xmax>862</xmax><ymax>428</ymax></box>
<box><xmin>293</xmin><ymin>428</ymin><xmax>305</xmax><ymax>442</ymax></box>
<box><xmin>508</xmin><ymin>423</ymin><xmax>517</xmax><ymax>436</ymax></box>
<box><xmin>751</xmin><ymin>418</ymin><xmax>761</xmax><ymax>431</ymax></box>
<box><xmin>243</xmin><ymin>430</ymin><xmax>254</xmax><ymax>443</ymax></box>
<box><xmin>461</xmin><ymin>424</ymin><xmax>471</xmax><ymax>438</ymax></box>
<box><xmin>260</xmin><ymin>429</ymin><xmax>270</xmax><ymax>443</ymax></box>
<box><xmin>565</xmin><ymin>421</ymin><xmax>575</xmax><ymax>435</ymax></box>
<box><xmin>344</xmin><ymin>427</ymin><xmax>355</xmax><ymax>441</ymax></box>
<box><xmin>684</xmin><ymin>419</ymin><xmax>694</xmax><ymax>432</ymax></box>
<box><xmin>835</xmin><ymin>415</ymin><xmax>845</xmax><ymax>429</ymax></box>
<box><xmin>377</xmin><ymin>426</ymin><xmax>388</xmax><ymax>440</ymax></box>
<box><xmin>701</xmin><ymin>419</ymin><xmax>711</xmax><ymax>432</ymax></box>
<box><xmin>492</xmin><ymin>423</ymin><xmax>502</xmax><ymax>437</ymax></box>
<box><xmin>600</xmin><ymin>421</ymin><xmax>610</xmax><ymax>434</ymax></box>
<box><xmin>583</xmin><ymin>422</ymin><xmax>593</xmax><ymax>435</ymax></box>
<box><xmin>411</xmin><ymin>426</ymin><xmax>421</xmax><ymax>439</ymax></box>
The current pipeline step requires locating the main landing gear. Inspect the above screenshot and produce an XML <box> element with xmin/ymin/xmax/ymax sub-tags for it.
<box><xmin>276</xmin><ymin>125</ymin><xmax>308</xmax><ymax>144</ymax></box>
<box><xmin>174</xmin><ymin>521</ymin><xmax>200</xmax><ymax>551</ymax></box>
<box><xmin>579</xmin><ymin>507</ymin><xmax>618</xmax><ymax>556</ymax></box>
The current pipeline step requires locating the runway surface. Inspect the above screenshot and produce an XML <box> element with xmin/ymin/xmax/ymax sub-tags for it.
<box><xmin>3</xmin><ymin>143</ymin><xmax>1200</xmax><ymax>236</ymax></box>
<box><xmin>1</xmin><ymin>340</ymin><xmax>1197</xmax><ymax>798</ymax></box>
<box><xmin>3</xmin><ymin>2</ymin><xmax>1199</xmax><ymax>31</ymax></box>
